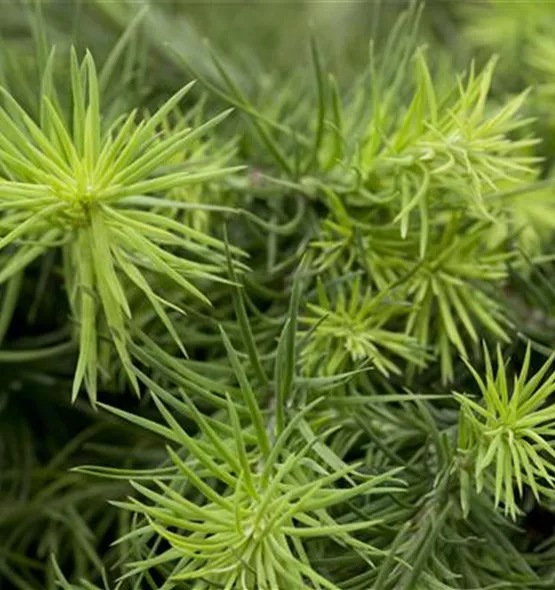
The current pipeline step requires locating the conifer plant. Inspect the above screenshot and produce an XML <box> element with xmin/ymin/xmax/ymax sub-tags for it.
<box><xmin>4</xmin><ymin>1</ymin><xmax>555</xmax><ymax>589</ymax></box>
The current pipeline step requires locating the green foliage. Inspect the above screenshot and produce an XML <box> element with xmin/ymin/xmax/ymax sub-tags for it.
<box><xmin>2</xmin><ymin>2</ymin><xmax>555</xmax><ymax>590</ymax></box>
<box><xmin>460</xmin><ymin>1</ymin><xmax>555</xmax><ymax>83</ymax></box>
<box><xmin>402</xmin><ymin>219</ymin><xmax>512</xmax><ymax>382</ymax></box>
<box><xmin>301</xmin><ymin>274</ymin><xmax>424</xmax><ymax>377</ymax></box>
<box><xmin>88</xmin><ymin>329</ymin><xmax>404</xmax><ymax>589</ymax></box>
<box><xmin>457</xmin><ymin>344</ymin><xmax>555</xmax><ymax>520</ymax></box>
<box><xmin>353</xmin><ymin>53</ymin><xmax>537</xmax><ymax>250</ymax></box>
<box><xmin>0</xmin><ymin>49</ymin><xmax>243</xmax><ymax>403</ymax></box>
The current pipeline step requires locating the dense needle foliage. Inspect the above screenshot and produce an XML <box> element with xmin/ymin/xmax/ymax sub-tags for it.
<box><xmin>4</xmin><ymin>1</ymin><xmax>555</xmax><ymax>589</ymax></box>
